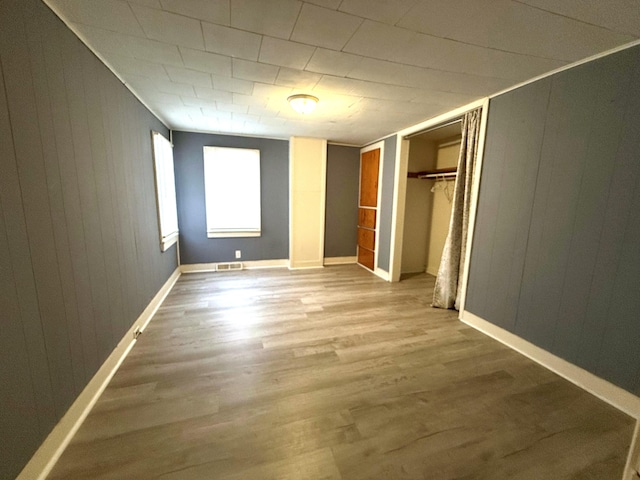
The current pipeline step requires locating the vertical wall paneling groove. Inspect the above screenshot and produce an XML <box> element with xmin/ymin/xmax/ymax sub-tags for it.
<box><xmin>0</xmin><ymin>8</ymin><xmax>58</xmax><ymax>441</ymax></box>
<box><xmin>465</xmin><ymin>44</ymin><xmax>640</xmax><ymax>395</ymax></box>
<box><xmin>4</xmin><ymin>0</ymin><xmax>76</xmax><ymax>419</ymax></box>
<box><xmin>40</xmin><ymin>7</ymin><xmax>100</xmax><ymax>382</ymax></box>
<box><xmin>24</xmin><ymin>6</ymin><xmax>86</xmax><ymax>395</ymax></box>
<box><xmin>0</xmin><ymin>0</ymin><xmax>177</xmax><ymax>477</ymax></box>
<box><xmin>0</xmin><ymin>51</ymin><xmax>52</xmax><ymax>466</ymax></box>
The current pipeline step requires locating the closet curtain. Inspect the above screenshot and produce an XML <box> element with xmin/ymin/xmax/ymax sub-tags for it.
<box><xmin>432</xmin><ymin>108</ymin><xmax>482</xmax><ymax>310</ymax></box>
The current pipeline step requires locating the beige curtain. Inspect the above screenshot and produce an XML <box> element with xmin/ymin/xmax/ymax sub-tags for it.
<box><xmin>432</xmin><ymin>109</ymin><xmax>481</xmax><ymax>310</ymax></box>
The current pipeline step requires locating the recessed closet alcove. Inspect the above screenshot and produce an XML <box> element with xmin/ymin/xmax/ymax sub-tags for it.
<box><xmin>401</xmin><ymin>121</ymin><xmax>462</xmax><ymax>278</ymax></box>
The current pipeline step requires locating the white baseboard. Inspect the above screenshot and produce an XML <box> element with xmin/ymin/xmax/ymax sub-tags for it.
<box><xmin>244</xmin><ymin>259</ymin><xmax>289</xmax><ymax>270</ymax></box>
<box><xmin>17</xmin><ymin>267</ymin><xmax>181</xmax><ymax>480</ymax></box>
<box><xmin>288</xmin><ymin>260</ymin><xmax>324</xmax><ymax>269</ymax></box>
<box><xmin>180</xmin><ymin>259</ymin><xmax>289</xmax><ymax>273</ymax></box>
<box><xmin>460</xmin><ymin>310</ymin><xmax>640</xmax><ymax>419</ymax></box>
<box><xmin>323</xmin><ymin>256</ymin><xmax>357</xmax><ymax>265</ymax></box>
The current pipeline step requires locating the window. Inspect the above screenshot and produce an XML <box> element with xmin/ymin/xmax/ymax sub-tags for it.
<box><xmin>203</xmin><ymin>146</ymin><xmax>261</xmax><ymax>238</ymax></box>
<box><xmin>151</xmin><ymin>131</ymin><xmax>179</xmax><ymax>251</ymax></box>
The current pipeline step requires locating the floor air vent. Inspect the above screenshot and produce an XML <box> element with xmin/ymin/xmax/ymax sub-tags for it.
<box><xmin>216</xmin><ymin>262</ymin><xmax>243</xmax><ymax>271</ymax></box>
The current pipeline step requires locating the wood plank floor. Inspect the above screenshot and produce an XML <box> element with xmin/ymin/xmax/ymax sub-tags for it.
<box><xmin>48</xmin><ymin>266</ymin><xmax>634</xmax><ymax>479</ymax></box>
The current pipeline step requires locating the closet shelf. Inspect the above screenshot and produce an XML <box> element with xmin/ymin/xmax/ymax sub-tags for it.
<box><xmin>408</xmin><ymin>167</ymin><xmax>457</xmax><ymax>179</ymax></box>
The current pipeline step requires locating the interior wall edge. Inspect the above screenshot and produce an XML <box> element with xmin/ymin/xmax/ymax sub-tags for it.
<box><xmin>16</xmin><ymin>267</ymin><xmax>181</xmax><ymax>480</ymax></box>
<box><xmin>40</xmin><ymin>0</ymin><xmax>171</xmax><ymax>131</ymax></box>
<box><xmin>460</xmin><ymin>309</ymin><xmax>640</xmax><ymax>419</ymax></box>
<box><xmin>624</xmin><ymin>422</ymin><xmax>640</xmax><ymax>480</ymax></box>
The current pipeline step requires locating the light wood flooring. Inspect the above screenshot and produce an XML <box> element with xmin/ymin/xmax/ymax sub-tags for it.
<box><xmin>48</xmin><ymin>265</ymin><xmax>634</xmax><ymax>479</ymax></box>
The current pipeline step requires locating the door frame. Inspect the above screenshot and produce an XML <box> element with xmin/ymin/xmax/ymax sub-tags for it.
<box><xmin>359</xmin><ymin>141</ymin><xmax>384</xmax><ymax>276</ymax></box>
<box><xmin>388</xmin><ymin>98</ymin><xmax>489</xmax><ymax>311</ymax></box>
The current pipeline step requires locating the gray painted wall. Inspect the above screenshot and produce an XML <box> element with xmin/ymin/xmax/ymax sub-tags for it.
<box><xmin>325</xmin><ymin>145</ymin><xmax>360</xmax><ymax>258</ymax></box>
<box><xmin>465</xmin><ymin>45</ymin><xmax>640</xmax><ymax>395</ymax></box>
<box><xmin>377</xmin><ymin>135</ymin><xmax>398</xmax><ymax>272</ymax></box>
<box><xmin>173</xmin><ymin>131</ymin><xmax>289</xmax><ymax>264</ymax></box>
<box><xmin>0</xmin><ymin>0</ymin><xmax>178</xmax><ymax>477</ymax></box>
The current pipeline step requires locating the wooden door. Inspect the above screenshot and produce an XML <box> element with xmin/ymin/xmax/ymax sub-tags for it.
<box><xmin>357</xmin><ymin>149</ymin><xmax>380</xmax><ymax>271</ymax></box>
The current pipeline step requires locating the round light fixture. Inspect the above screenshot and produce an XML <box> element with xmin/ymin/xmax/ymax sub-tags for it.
<box><xmin>287</xmin><ymin>94</ymin><xmax>319</xmax><ymax>114</ymax></box>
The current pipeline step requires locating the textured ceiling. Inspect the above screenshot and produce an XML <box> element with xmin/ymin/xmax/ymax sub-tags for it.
<box><xmin>45</xmin><ymin>0</ymin><xmax>640</xmax><ymax>145</ymax></box>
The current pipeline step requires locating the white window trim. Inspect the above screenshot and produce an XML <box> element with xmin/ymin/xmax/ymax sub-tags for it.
<box><xmin>151</xmin><ymin>131</ymin><xmax>179</xmax><ymax>252</ymax></box>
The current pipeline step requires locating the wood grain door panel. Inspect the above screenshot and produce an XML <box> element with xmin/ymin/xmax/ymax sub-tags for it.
<box><xmin>359</xmin><ymin>149</ymin><xmax>380</xmax><ymax>207</ymax></box>
<box><xmin>358</xmin><ymin>247</ymin><xmax>375</xmax><ymax>270</ymax></box>
<box><xmin>358</xmin><ymin>208</ymin><xmax>376</xmax><ymax>229</ymax></box>
<box><xmin>358</xmin><ymin>228</ymin><xmax>375</xmax><ymax>251</ymax></box>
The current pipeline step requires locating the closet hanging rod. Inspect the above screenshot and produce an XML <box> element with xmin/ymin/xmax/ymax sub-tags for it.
<box><xmin>408</xmin><ymin>166</ymin><xmax>457</xmax><ymax>179</ymax></box>
<box><xmin>420</xmin><ymin>172</ymin><xmax>457</xmax><ymax>180</ymax></box>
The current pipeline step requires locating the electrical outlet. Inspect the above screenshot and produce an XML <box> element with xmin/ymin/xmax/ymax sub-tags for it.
<box><xmin>235</xmin><ymin>250</ymin><xmax>241</xmax><ymax>259</ymax></box>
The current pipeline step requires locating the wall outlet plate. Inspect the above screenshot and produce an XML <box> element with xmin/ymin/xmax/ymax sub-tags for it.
<box><xmin>235</xmin><ymin>250</ymin><xmax>241</xmax><ymax>259</ymax></box>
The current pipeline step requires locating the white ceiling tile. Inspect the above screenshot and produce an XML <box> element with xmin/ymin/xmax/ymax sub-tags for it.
<box><xmin>303</xmin><ymin>0</ymin><xmax>340</xmax><ymax>8</ymax></box>
<box><xmin>212</xmin><ymin>75</ymin><xmax>254</xmax><ymax>94</ymax></box>
<box><xmin>165</xmin><ymin>66</ymin><xmax>213</xmax><ymax>87</ymax></box>
<box><xmin>232</xmin><ymin>58</ymin><xmax>279</xmax><ymax>83</ymax></box>
<box><xmin>232</xmin><ymin>93</ymin><xmax>268</xmax><ymax>107</ymax></box>
<box><xmin>275</xmin><ymin>68</ymin><xmax>322</xmax><ymax>90</ymax></box>
<box><xmin>181</xmin><ymin>95</ymin><xmax>217</xmax><ymax>107</ymax></box>
<box><xmin>230</xmin><ymin>0</ymin><xmax>302</xmax><ymax>39</ymax></box>
<box><xmin>314</xmin><ymin>75</ymin><xmax>416</xmax><ymax>101</ymax></box>
<box><xmin>132</xmin><ymin>89</ymin><xmax>183</xmax><ymax>105</ymax></box>
<box><xmin>258</xmin><ymin>37</ymin><xmax>315</xmax><ymax>70</ymax></box>
<box><xmin>518</xmin><ymin>0</ymin><xmax>640</xmax><ymax>36</ymax></box>
<box><xmin>258</xmin><ymin>116</ymin><xmax>287</xmax><ymax>126</ymax></box>
<box><xmin>343</xmin><ymin>20</ymin><xmax>415</xmax><ymax>60</ymax></box>
<box><xmin>50</xmin><ymin>0</ymin><xmax>144</xmax><ymax>36</ymax></box>
<box><xmin>232</xmin><ymin>112</ymin><xmax>261</xmax><ymax>122</ymax></box>
<box><xmin>202</xmin><ymin>22</ymin><xmax>261</xmax><ymax>60</ymax></box>
<box><xmin>305</xmin><ymin>48</ymin><xmax>362</xmax><ymax>77</ymax></box>
<box><xmin>71</xmin><ymin>23</ymin><xmax>134</xmax><ymax>57</ymax></box>
<box><xmin>107</xmin><ymin>53</ymin><xmax>170</xmax><ymax>78</ymax></box>
<box><xmin>248</xmin><ymin>104</ymin><xmax>279</xmax><ymax>116</ymax></box>
<box><xmin>127</xmin><ymin>0</ymin><xmax>162</xmax><ymax>8</ymax></box>
<box><xmin>347</xmin><ymin>57</ymin><xmax>510</xmax><ymax>95</ymax></box>
<box><xmin>201</xmin><ymin>107</ymin><xmax>233</xmax><ymax>120</ymax></box>
<box><xmin>338</xmin><ymin>0</ymin><xmax>416</xmax><ymax>25</ymax></box>
<box><xmin>215</xmin><ymin>103</ymin><xmax>249</xmax><ymax>114</ymax></box>
<box><xmin>290</xmin><ymin>4</ymin><xmax>362</xmax><ymax>50</ymax></box>
<box><xmin>193</xmin><ymin>86</ymin><xmax>234</xmax><ymax>102</ymax></box>
<box><xmin>125</xmin><ymin>36</ymin><xmax>184</xmax><ymax>66</ymax></box>
<box><xmin>179</xmin><ymin>47</ymin><xmax>232</xmax><ymax>75</ymax></box>
<box><xmin>397</xmin><ymin>0</ymin><xmax>634</xmax><ymax>62</ymax></box>
<box><xmin>153</xmin><ymin>79</ymin><xmax>196</xmax><ymax>96</ymax></box>
<box><xmin>130</xmin><ymin>4</ymin><xmax>205</xmax><ymax>49</ymax></box>
<box><xmin>393</xmin><ymin>33</ymin><xmax>567</xmax><ymax>80</ymax></box>
<box><xmin>252</xmin><ymin>83</ymin><xmax>294</xmax><ymax>100</ymax></box>
<box><xmin>159</xmin><ymin>0</ymin><xmax>230</xmax><ymax>25</ymax></box>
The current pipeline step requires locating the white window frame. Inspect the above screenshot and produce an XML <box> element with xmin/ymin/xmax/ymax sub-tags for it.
<box><xmin>203</xmin><ymin>146</ymin><xmax>261</xmax><ymax>238</ymax></box>
<box><xmin>151</xmin><ymin>131</ymin><xmax>179</xmax><ymax>251</ymax></box>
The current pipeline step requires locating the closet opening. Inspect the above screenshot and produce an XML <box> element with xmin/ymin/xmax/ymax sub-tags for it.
<box><xmin>400</xmin><ymin>120</ymin><xmax>462</xmax><ymax>280</ymax></box>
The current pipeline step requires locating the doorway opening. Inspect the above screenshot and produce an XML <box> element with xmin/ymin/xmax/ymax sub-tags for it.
<box><xmin>400</xmin><ymin>120</ymin><xmax>462</xmax><ymax>279</ymax></box>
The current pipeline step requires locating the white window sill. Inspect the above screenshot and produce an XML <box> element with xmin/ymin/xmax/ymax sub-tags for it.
<box><xmin>207</xmin><ymin>231</ymin><xmax>261</xmax><ymax>238</ymax></box>
<box><xmin>161</xmin><ymin>232</ymin><xmax>179</xmax><ymax>252</ymax></box>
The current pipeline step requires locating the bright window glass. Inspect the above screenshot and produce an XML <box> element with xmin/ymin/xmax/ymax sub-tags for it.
<box><xmin>152</xmin><ymin>131</ymin><xmax>179</xmax><ymax>251</ymax></box>
<box><xmin>203</xmin><ymin>146</ymin><xmax>261</xmax><ymax>238</ymax></box>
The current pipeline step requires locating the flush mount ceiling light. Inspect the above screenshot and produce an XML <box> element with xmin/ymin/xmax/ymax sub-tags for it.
<box><xmin>287</xmin><ymin>94</ymin><xmax>319</xmax><ymax>114</ymax></box>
